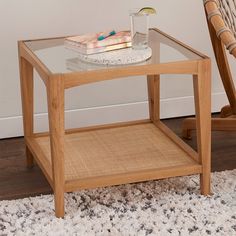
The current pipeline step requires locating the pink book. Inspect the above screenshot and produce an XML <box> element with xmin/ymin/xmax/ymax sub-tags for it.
<box><xmin>65</xmin><ymin>31</ymin><xmax>131</xmax><ymax>49</ymax></box>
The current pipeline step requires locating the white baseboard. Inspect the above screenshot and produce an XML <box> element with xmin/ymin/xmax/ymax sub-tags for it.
<box><xmin>0</xmin><ymin>92</ymin><xmax>228</xmax><ymax>139</ymax></box>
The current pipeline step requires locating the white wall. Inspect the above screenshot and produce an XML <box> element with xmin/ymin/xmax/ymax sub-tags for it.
<box><xmin>0</xmin><ymin>0</ymin><xmax>235</xmax><ymax>138</ymax></box>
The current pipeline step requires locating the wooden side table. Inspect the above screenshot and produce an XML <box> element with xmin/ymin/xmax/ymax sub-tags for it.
<box><xmin>18</xmin><ymin>28</ymin><xmax>211</xmax><ymax>217</ymax></box>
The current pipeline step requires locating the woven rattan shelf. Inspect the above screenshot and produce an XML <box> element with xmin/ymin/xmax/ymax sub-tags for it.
<box><xmin>29</xmin><ymin>122</ymin><xmax>201</xmax><ymax>192</ymax></box>
<box><xmin>19</xmin><ymin>28</ymin><xmax>211</xmax><ymax>217</ymax></box>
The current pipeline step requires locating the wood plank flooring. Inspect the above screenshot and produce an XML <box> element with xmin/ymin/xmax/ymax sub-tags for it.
<box><xmin>0</xmin><ymin>115</ymin><xmax>235</xmax><ymax>200</ymax></box>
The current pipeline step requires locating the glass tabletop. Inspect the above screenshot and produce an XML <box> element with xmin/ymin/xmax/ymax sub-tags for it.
<box><xmin>24</xmin><ymin>29</ymin><xmax>204</xmax><ymax>74</ymax></box>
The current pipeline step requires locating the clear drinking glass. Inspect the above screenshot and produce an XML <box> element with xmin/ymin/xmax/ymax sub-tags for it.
<box><xmin>130</xmin><ymin>11</ymin><xmax>149</xmax><ymax>50</ymax></box>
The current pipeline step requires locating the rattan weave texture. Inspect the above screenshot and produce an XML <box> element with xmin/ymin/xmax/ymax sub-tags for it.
<box><xmin>36</xmin><ymin>123</ymin><xmax>195</xmax><ymax>181</ymax></box>
<box><xmin>204</xmin><ymin>0</ymin><xmax>236</xmax><ymax>55</ymax></box>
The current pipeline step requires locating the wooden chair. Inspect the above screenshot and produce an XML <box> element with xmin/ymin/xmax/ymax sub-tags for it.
<box><xmin>183</xmin><ymin>0</ymin><xmax>236</xmax><ymax>138</ymax></box>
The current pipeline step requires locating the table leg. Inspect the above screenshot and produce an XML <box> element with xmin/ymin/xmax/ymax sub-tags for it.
<box><xmin>147</xmin><ymin>75</ymin><xmax>160</xmax><ymax>122</ymax></box>
<box><xmin>193</xmin><ymin>59</ymin><xmax>211</xmax><ymax>195</ymax></box>
<box><xmin>47</xmin><ymin>75</ymin><xmax>65</xmax><ymax>218</ymax></box>
<box><xmin>19</xmin><ymin>56</ymin><xmax>34</xmax><ymax>168</ymax></box>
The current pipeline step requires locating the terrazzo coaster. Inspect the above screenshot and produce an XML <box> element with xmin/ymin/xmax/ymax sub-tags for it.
<box><xmin>77</xmin><ymin>47</ymin><xmax>152</xmax><ymax>65</ymax></box>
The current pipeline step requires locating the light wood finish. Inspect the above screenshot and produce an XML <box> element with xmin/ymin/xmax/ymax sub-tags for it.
<box><xmin>183</xmin><ymin>1</ymin><xmax>236</xmax><ymax>137</ymax></box>
<box><xmin>2</xmin><ymin>116</ymin><xmax>236</xmax><ymax>202</ymax></box>
<box><xmin>65</xmin><ymin>165</ymin><xmax>201</xmax><ymax>192</ymax></box>
<box><xmin>18</xmin><ymin>29</ymin><xmax>211</xmax><ymax>217</ymax></box>
<box><xmin>34</xmin><ymin>123</ymin><xmax>202</xmax><ymax>191</ymax></box>
<box><xmin>19</xmin><ymin>53</ymin><xmax>34</xmax><ymax>168</ymax></box>
<box><xmin>47</xmin><ymin>74</ymin><xmax>65</xmax><ymax>218</ymax></box>
<box><xmin>155</xmin><ymin>121</ymin><xmax>199</xmax><ymax>162</ymax></box>
<box><xmin>193</xmin><ymin>60</ymin><xmax>211</xmax><ymax>195</ymax></box>
<box><xmin>18</xmin><ymin>41</ymin><xmax>50</xmax><ymax>86</ymax></box>
<box><xmin>33</xmin><ymin>119</ymin><xmax>151</xmax><ymax>138</ymax></box>
<box><xmin>147</xmin><ymin>38</ymin><xmax>160</xmax><ymax>122</ymax></box>
<box><xmin>147</xmin><ymin>75</ymin><xmax>160</xmax><ymax>122</ymax></box>
<box><xmin>25</xmin><ymin>137</ymin><xmax>53</xmax><ymax>187</ymax></box>
<box><xmin>208</xmin><ymin>23</ymin><xmax>236</xmax><ymax>115</ymax></box>
<box><xmin>64</xmin><ymin>60</ymin><xmax>199</xmax><ymax>89</ymax></box>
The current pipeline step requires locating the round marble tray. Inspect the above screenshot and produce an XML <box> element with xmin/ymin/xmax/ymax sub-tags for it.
<box><xmin>77</xmin><ymin>47</ymin><xmax>152</xmax><ymax>65</ymax></box>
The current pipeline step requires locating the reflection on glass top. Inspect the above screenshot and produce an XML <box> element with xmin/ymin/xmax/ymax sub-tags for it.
<box><xmin>25</xmin><ymin>29</ymin><xmax>204</xmax><ymax>74</ymax></box>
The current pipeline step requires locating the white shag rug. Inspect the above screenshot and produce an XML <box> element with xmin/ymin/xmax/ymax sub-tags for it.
<box><xmin>0</xmin><ymin>169</ymin><xmax>236</xmax><ymax>236</ymax></box>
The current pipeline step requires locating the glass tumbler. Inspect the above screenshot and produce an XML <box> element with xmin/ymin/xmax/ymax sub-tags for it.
<box><xmin>130</xmin><ymin>12</ymin><xmax>149</xmax><ymax>50</ymax></box>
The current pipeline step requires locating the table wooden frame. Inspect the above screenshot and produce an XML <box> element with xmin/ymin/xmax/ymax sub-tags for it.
<box><xmin>18</xmin><ymin>28</ymin><xmax>211</xmax><ymax>218</ymax></box>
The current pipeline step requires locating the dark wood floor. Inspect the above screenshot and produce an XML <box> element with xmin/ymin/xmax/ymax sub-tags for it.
<box><xmin>0</xmin><ymin>115</ymin><xmax>235</xmax><ymax>201</ymax></box>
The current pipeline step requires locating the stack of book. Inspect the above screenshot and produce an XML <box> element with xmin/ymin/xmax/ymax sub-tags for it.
<box><xmin>64</xmin><ymin>30</ymin><xmax>131</xmax><ymax>55</ymax></box>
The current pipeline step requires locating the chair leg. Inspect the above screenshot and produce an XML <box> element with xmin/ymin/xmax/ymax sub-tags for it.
<box><xmin>183</xmin><ymin>116</ymin><xmax>236</xmax><ymax>139</ymax></box>
<box><xmin>182</xmin><ymin>118</ymin><xmax>195</xmax><ymax>139</ymax></box>
<box><xmin>220</xmin><ymin>104</ymin><xmax>233</xmax><ymax>118</ymax></box>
